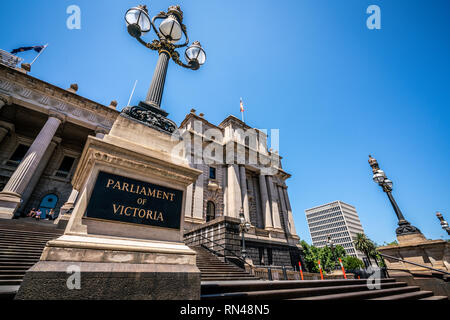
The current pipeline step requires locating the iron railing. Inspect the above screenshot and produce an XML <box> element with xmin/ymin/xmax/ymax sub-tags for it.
<box><xmin>192</xmin><ymin>233</ymin><xmax>295</xmax><ymax>280</ymax></box>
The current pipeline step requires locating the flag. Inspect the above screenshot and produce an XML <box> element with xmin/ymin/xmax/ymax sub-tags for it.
<box><xmin>11</xmin><ymin>45</ymin><xmax>46</xmax><ymax>55</ymax></box>
<box><xmin>240</xmin><ymin>98</ymin><xmax>244</xmax><ymax>112</ymax></box>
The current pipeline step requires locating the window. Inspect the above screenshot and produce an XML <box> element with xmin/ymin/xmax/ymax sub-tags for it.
<box><xmin>7</xmin><ymin>144</ymin><xmax>29</xmax><ymax>167</ymax></box>
<box><xmin>206</xmin><ymin>201</ymin><xmax>215</xmax><ymax>222</ymax></box>
<box><xmin>55</xmin><ymin>156</ymin><xmax>75</xmax><ymax>178</ymax></box>
<box><xmin>209</xmin><ymin>167</ymin><xmax>216</xmax><ymax>180</ymax></box>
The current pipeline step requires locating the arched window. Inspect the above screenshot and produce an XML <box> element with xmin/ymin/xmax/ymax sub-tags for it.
<box><xmin>38</xmin><ymin>194</ymin><xmax>58</xmax><ymax>219</ymax></box>
<box><xmin>206</xmin><ymin>201</ymin><xmax>215</xmax><ymax>222</ymax></box>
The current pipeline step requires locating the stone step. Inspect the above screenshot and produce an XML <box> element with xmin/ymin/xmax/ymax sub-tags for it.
<box><xmin>0</xmin><ymin>285</ymin><xmax>19</xmax><ymax>300</ymax></box>
<box><xmin>295</xmin><ymin>284</ymin><xmax>415</xmax><ymax>300</ymax></box>
<box><xmin>0</xmin><ymin>265</ymin><xmax>31</xmax><ymax>270</ymax></box>
<box><xmin>0</xmin><ymin>279</ymin><xmax>22</xmax><ymax>286</ymax></box>
<box><xmin>0</xmin><ymin>255</ymin><xmax>41</xmax><ymax>261</ymax></box>
<box><xmin>0</xmin><ymin>270</ymin><xmax>27</xmax><ymax>275</ymax></box>
<box><xmin>0</xmin><ymin>257</ymin><xmax>39</xmax><ymax>263</ymax></box>
<box><xmin>201</xmin><ymin>277</ymin><xmax>258</xmax><ymax>281</ymax></box>
<box><xmin>419</xmin><ymin>295</ymin><xmax>448</xmax><ymax>300</ymax></box>
<box><xmin>201</xmin><ymin>279</ymin><xmax>396</xmax><ymax>295</ymax></box>
<box><xmin>0</xmin><ymin>274</ymin><xmax>24</xmax><ymax>280</ymax></box>
<box><xmin>370</xmin><ymin>290</ymin><xmax>434</xmax><ymax>300</ymax></box>
<box><xmin>0</xmin><ymin>254</ymin><xmax>40</xmax><ymax>259</ymax></box>
<box><xmin>0</xmin><ymin>225</ymin><xmax>62</xmax><ymax>236</ymax></box>
<box><xmin>0</xmin><ymin>229</ymin><xmax>59</xmax><ymax>238</ymax></box>
<box><xmin>0</xmin><ymin>237</ymin><xmax>49</xmax><ymax>245</ymax></box>
<box><xmin>200</xmin><ymin>273</ymin><xmax>253</xmax><ymax>277</ymax></box>
<box><xmin>0</xmin><ymin>248</ymin><xmax>44</xmax><ymax>253</ymax></box>
<box><xmin>0</xmin><ymin>230</ymin><xmax>57</xmax><ymax>238</ymax></box>
<box><xmin>0</xmin><ymin>261</ymin><xmax>35</xmax><ymax>266</ymax></box>
<box><xmin>201</xmin><ymin>282</ymin><xmax>403</xmax><ymax>300</ymax></box>
<box><xmin>0</xmin><ymin>241</ymin><xmax>48</xmax><ymax>249</ymax></box>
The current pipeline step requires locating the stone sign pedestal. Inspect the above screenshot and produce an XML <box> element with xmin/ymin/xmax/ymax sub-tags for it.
<box><xmin>378</xmin><ymin>235</ymin><xmax>449</xmax><ymax>274</ymax></box>
<box><xmin>16</xmin><ymin>114</ymin><xmax>202</xmax><ymax>300</ymax></box>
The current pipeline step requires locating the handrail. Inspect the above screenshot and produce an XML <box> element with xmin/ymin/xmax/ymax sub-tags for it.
<box><xmin>193</xmin><ymin>233</ymin><xmax>254</xmax><ymax>269</ymax></box>
<box><xmin>380</xmin><ymin>253</ymin><xmax>450</xmax><ymax>276</ymax></box>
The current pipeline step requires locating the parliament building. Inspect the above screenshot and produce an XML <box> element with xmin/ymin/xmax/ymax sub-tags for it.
<box><xmin>0</xmin><ymin>51</ymin><xmax>303</xmax><ymax>270</ymax></box>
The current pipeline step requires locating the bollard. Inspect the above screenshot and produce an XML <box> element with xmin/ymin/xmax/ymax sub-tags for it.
<box><xmin>267</xmin><ymin>267</ymin><xmax>273</xmax><ymax>281</ymax></box>
<box><xmin>338</xmin><ymin>258</ymin><xmax>347</xmax><ymax>279</ymax></box>
<box><xmin>318</xmin><ymin>260</ymin><xmax>324</xmax><ymax>280</ymax></box>
<box><xmin>298</xmin><ymin>261</ymin><xmax>304</xmax><ymax>280</ymax></box>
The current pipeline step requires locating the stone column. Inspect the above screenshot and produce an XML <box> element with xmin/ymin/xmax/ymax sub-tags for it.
<box><xmin>95</xmin><ymin>127</ymin><xmax>109</xmax><ymax>139</ymax></box>
<box><xmin>192</xmin><ymin>164</ymin><xmax>204</xmax><ymax>221</ymax></box>
<box><xmin>0</xmin><ymin>121</ymin><xmax>14</xmax><ymax>146</ymax></box>
<box><xmin>0</xmin><ymin>113</ymin><xmax>64</xmax><ymax>219</ymax></box>
<box><xmin>19</xmin><ymin>136</ymin><xmax>61</xmax><ymax>214</ymax></box>
<box><xmin>282</xmin><ymin>186</ymin><xmax>297</xmax><ymax>236</ymax></box>
<box><xmin>56</xmin><ymin>187</ymin><xmax>79</xmax><ymax>228</ymax></box>
<box><xmin>0</xmin><ymin>97</ymin><xmax>6</xmax><ymax>111</ymax></box>
<box><xmin>227</xmin><ymin>164</ymin><xmax>242</xmax><ymax>218</ymax></box>
<box><xmin>239</xmin><ymin>165</ymin><xmax>250</xmax><ymax>222</ymax></box>
<box><xmin>277</xmin><ymin>185</ymin><xmax>290</xmax><ymax>235</ymax></box>
<box><xmin>223</xmin><ymin>165</ymin><xmax>228</xmax><ymax>217</ymax></box>
<box><xmin>266</xmin><ymin>175</ymin><xmax>282</xmax><ymax>230</ymax></box>
<box><xmin>0</xmin><ymin>126</ymin><xmax>8</xmax><ymax>145</ymax></box>
<box><xmin>183</xmin><ymin>153</ymin><xmax>194</xmax><ymax>219</ymax></box>
<box><xmin>60</xmin><ymin>188</ymin><xmax>79</xmax><ymax>213</ymax></box>
<box><xmin>259</xmin><ymin>174</ymin><xmax>272</xmax><ymax>229</ymax></box>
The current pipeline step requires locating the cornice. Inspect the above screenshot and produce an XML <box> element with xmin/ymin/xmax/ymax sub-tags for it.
<box><xmin>0</xmin><ymin>64</ymin><xmax>119</xmax><ymax>129</ymax></box>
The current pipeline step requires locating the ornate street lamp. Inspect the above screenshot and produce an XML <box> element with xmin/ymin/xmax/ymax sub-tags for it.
<box><xmin>436</xmin><ymin>212</ymin><xmax>450</xmax><ymax>236</ymax></box>
<box><xmin>123</xmin><ymin>4</ymin><xmax>206</xmax><ymax>133</ymax></box>
<box><xmin>239</xmin><ymin>207</ymin><xmax>251</xmax><ymax>260</ymax></box>
<box><xmin>326</xmin><ymin>235</ymin><xmax>339</xmax><ymax>271</ymax></box>
<box><xmin>368</xmin><ymin>155</ymin><xmax>421</xmax><ymax>236</ymax></box>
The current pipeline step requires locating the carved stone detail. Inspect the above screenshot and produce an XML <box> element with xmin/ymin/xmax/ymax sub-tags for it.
<box><xmin>121</xmin><ymin>105</ymin><xmax>177</xmax><ymax>134</ymax></box>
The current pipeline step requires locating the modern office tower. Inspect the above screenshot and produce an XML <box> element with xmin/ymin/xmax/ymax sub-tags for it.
<box><xmin>305</xmin><ymin>201</ymin><xmax>365</xmax><ymax>259</ymax></box>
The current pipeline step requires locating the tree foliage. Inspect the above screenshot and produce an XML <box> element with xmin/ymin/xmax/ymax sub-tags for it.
<box><xmin>342</xmin><ymin>256</ymin><xmax>364</xmax><ymax>270</ymax></box>
<box><xmin>300</xmin><ymin>240</ymin><xmax>347</xmax><ymax>273</ymax></box>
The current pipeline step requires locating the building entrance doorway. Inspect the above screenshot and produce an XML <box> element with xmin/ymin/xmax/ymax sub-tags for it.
<box><xmin>38</xmin><ymin>194</ymin><xmax>58</xmax><ymax>219</ymax></box>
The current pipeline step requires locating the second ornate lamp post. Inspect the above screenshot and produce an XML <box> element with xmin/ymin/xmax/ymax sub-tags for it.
<box><xmin>239</xmin><ymin>207</ymin><xmax>251</xmax><ymax>260</ymax></box>
<box><xmin>326</xmin><ymin>235</ymin><xmax>339</xmax><ymax>271</ymax></box>
<box><xmin>368</xmin><ymin>155</ymin><xmax>422</xmax><ymax>236</ymax></box>
<box><xmin>123</xmin><ymin>4</ymin><xmax>206</xmax><ymax>133</ymax></box>
<box><xmin>436</xmin><ymin>212</ymin><xmax>450</xmax><ymax>235</ymax></box>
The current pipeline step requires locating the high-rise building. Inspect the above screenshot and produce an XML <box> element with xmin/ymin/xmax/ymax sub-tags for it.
<box><xmin>305</xmin><ymin>201</ymin><xmax>365</xmax><ymax>259</ymax></box>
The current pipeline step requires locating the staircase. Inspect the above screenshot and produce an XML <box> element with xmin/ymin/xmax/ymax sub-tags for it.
<box><xmin>0</xmin><ymin>219</ymin><xmax>63</xmax><ymax>299</ymax></box>
<box><xmin>192</xmin><ymin>246</ymin><xmax>258</xmax><ymax>281</ymax></box>
<box><xmin>201</xmin><ymin>278</ymin><xmax>448</xmax><ymax>300</ymax></box>
<box><xmin>1</xmin><ymin>220</ymin><xmax>447</xmax><ymax>301</ymax></box>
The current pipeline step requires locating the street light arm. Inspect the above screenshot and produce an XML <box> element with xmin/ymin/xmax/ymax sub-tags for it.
<box><xmin>171</xmin><ymin>50</ymin><xmax>199</xmax><ymax>70</ymax></box>
<box><xmin>151</xmin><ymin>12</ymin><xmax>168</xmax><ymax>41</ymax></box>
<box><xmin>135</xmin><ymin>36</ymin><xmax>160</xmax><ymax>51</ymax></box>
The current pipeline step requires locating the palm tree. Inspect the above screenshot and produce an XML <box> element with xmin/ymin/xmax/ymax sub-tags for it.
<box><xmin>353</xmin><ymin>233</ymin><xmax>377</xmax><ymax>267</ymax></box>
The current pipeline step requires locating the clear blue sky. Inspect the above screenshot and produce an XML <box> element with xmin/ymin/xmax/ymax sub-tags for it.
<box><xmin>1</xmin><ymin>0</ymin><xmax>449</xmax><ymax>245</ymax></box>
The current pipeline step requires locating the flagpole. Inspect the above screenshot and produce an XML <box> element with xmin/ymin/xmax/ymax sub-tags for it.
<box><xmin>30</xmin><ymin>44</ymin><xmax>48</xmax><ymax>66</ymax></box>
<box><xmin>127</xmin><ymin>80</ymin><xmax>138</xmax><ymax>106</ymax></box>
<box><xmin>240</xmin><ymin>97</ymin><xmax>245</xmax><ymax>123</ymax></box>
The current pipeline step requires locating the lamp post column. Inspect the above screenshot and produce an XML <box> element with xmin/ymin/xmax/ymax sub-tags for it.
<box><xmin>142</xmin><ymin>51</ymin><xmax>170</xmax><ymax>110</ymax></box>
<box><xmin>386</xmin><ymin>191</ymin><xmax>407</xmax><ymax>223</ymax></box>
<box><xmin>368</xmin><ymin>155</ymin><xmax>423</xmax><ymax>239</ymax></box>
